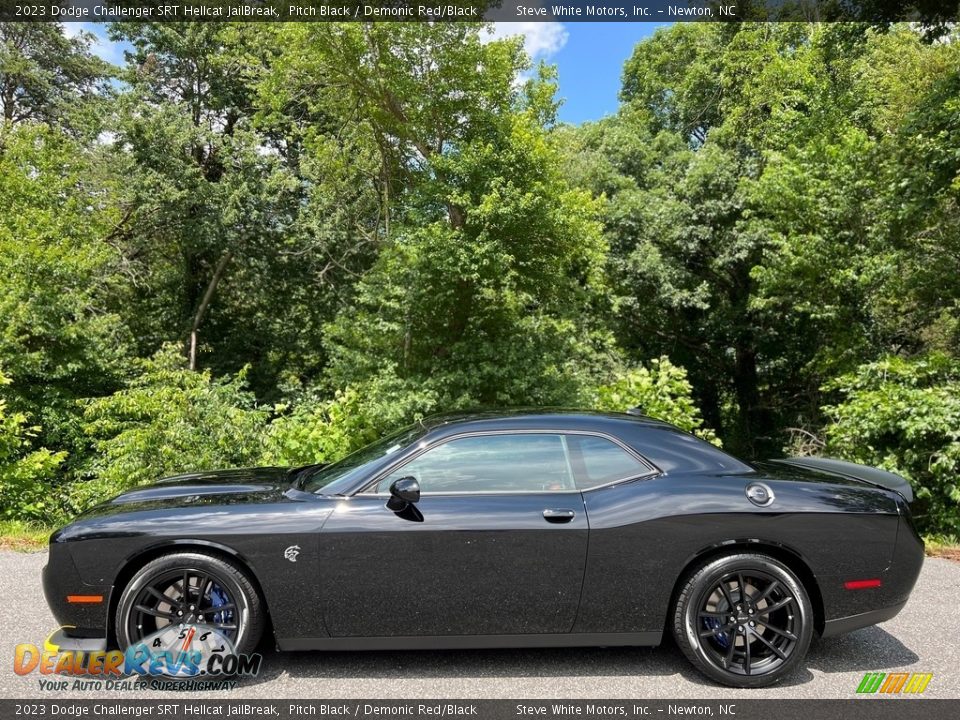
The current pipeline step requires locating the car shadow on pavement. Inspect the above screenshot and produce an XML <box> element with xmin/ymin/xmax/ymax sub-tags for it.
<box><xmin>805</xmin><ymin>625</ymin><xmax>919</xmax><ymax>673</ymax></box>
<box><xmin>237</xmin><ymin>646</ymin><xmax>691</xmax><ymax>684</ymax></box>
<box><xmin>143</xmin><ymin>625</ymin><xmax>917</xmax><ymax>693</ymax></box>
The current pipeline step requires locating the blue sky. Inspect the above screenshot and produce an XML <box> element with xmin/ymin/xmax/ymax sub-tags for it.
<box><xmin>489</xmin><ymin>22</ymin><xmax>664</xmax><ymax>124</ymax></box>
<box><xmin>69</xmin><ymin>22</ymin><xmax>663</xmax><ymax>125</ymax></box>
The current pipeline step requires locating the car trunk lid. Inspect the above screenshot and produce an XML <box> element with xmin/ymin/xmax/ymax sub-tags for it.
<box><xmin>768</xmin><ymin>456</ymin><xmax>913</xmax><ymax>503</ymax></box>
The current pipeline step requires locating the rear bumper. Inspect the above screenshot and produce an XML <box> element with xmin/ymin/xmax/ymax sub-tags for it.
<box><xmin>820</xmin><ymin>601</ymin><xmax>906</xmax><ymax>638</ymax></box>
<box><xmin>819</xmin><ymin>499</ymin><xmax>923</xmax><ymax>638</ymax></box>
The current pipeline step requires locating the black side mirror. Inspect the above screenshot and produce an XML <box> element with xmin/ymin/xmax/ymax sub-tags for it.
<box><xmin>387</xmin><ymin>476</ymin><xmax>420</xmax><ymax>512</ymax></box>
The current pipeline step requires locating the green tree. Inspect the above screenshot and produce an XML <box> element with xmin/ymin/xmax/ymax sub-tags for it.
<box><xmin>565</xmin><ymin>23</ymin><xmax>959</xmax><ymax>455</ymax></box>
<box><xmin>566</xmin><ymin>105</ymin><xmax>766</xmax><ymax>450</ymax></box>
<box><xmin>268</xmin><ymin>24</ymin><xmax>612</xmax><ymax>410</ymax></box>
<box><xmin>104</xmin><ymin>23</ymin><xmax>382</xmax><ymax>397</ymax></box>
<box><xmin>593</xmin><ymin>356</ymin><xmax>719</xmax><ymax>445</ymax></box>
<box><xmin>0</xmin><ymin>124</ymin><xmax>130</xmax><ymax>455</ymax></box>
<box><xmin>106</xmin><ymin>22</ymin><xmax>276</xmax><ymax>368</ymax></box>
<box><xmin>0</xmin><ymin>367</ymin><xmax>66</xmax><ymax>522</ymax></box>
<box><xmin>859</xmin><ymin>28</ymin><xmax>960</xmax><ymax>357</ymax></box>
<box><xmin>262</xmin><ymin>377</ymin><xmax>437</xmax><ymax>468</ymax></box>
<box><xmin>0</xmin><ymin>23</ymin><xmax>110</xmax><ymax>130</ymax></box>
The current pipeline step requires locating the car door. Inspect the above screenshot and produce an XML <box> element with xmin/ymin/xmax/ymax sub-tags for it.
<box><xmin>318</xmin><ymin>432</ymin><xmax>589</xmax><ymax>638</ymax></box>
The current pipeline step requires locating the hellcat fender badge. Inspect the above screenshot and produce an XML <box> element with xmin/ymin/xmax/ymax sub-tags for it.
<box><xmin>284</xmin><ymin>545</ymin><xmax>301</xmax><ymax>562</ymax></box>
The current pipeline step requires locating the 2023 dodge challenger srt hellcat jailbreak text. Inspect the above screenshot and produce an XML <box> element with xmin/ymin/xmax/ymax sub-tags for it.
<box><xmin>43</xmin><ymin>410</ymin><xmax>924</xmax><ymax>687</ymax></box>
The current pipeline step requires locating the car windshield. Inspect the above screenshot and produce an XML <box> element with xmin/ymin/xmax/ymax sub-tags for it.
<box><xmin>298</xmin><ymin>424</ymin><xmax>426</xmax><ymax>495</ymax></box>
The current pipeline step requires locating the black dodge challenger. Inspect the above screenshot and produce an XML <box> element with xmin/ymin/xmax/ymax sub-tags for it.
<box><xmin>44</xmin><ymin>410</ymin><xmax>923</xmax><ymax>687</ymax></box>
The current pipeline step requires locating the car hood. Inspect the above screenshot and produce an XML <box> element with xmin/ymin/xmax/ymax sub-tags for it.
<box><xmin>104</xmin><ymin>466</ymin><xmax>292</xmax><ymax>507</ymax></box>
<box><xmin>55</xmin><ymin>466</ymin><xmax>331</xmax><ymax>543</ymax></box>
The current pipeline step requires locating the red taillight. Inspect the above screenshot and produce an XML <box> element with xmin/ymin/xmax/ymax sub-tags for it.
<box><xmin>844</xmin><ymin>579</ymin><xmax>882</xmax><ymax>590</ymax></box>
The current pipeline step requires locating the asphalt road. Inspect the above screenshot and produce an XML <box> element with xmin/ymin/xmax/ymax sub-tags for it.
<box><xmin>1</xmin><ymin>550</ymin><xmax>957</xmax><ymax>700</ymax></box>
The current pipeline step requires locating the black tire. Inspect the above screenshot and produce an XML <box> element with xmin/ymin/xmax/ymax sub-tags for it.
<box><xmin>115</xmin><ymin>552</ymin><xmax>264</xmax><ymax>667</ymax></box>
<box><xmin>673</xmin><ymin>553</ymin><xmax>814</xmax><ymax>688</ymax></box>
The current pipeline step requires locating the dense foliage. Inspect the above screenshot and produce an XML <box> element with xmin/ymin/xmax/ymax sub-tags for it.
<box><xmin>593</xmin><ymin>357</ymin><xmax>719</xmax><ymax>446</ymax></box>
<box><xmin>74</xmin><ymin>345</ymin><xmax>268</xmax><ymax>514</ymax></box>
<box><xmin>820</xmin><ymin>356</ymin><xmax>960</xmax><ymax>536</ymax></box>
<box><xmin>0</xmin><ymin>21</ymin><xmax>958</xmax><ymax>536</ymax></box>
<box><xmin>0</xmin><ymin>368</ymin><xmax>65</xmax><ymax>521</ymax></box>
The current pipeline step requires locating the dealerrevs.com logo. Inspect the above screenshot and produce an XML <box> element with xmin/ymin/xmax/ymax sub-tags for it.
<box><xmin>856</xmin><ymin>672</ymin><xmax>934</xmax><ymax>695</ymax></box>
<box><xmin>13</xmin><ymin>626</ymin><xmax>262</xmax><ymax>691</ymax></box>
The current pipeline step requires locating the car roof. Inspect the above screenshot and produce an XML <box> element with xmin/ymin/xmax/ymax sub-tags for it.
<box><xmin>412</xmin><ymin>409</ymin><xmax>753</xmax><ymax>476</ymax></box>
<box><xmin>416</xmin><ymin>408</ymin><xmax>672</xmax><ymax>434</ymax></box>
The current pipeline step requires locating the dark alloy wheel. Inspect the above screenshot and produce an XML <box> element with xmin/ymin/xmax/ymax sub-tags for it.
<box><xmin>115</xmin><ymin>552</ymin><xmax>264</xmax><ymax>665</ymax></box>
<box><xmin>673</xmin><ymin>553</ymin><xmax>814</xmax><ymax>688</ymax></box>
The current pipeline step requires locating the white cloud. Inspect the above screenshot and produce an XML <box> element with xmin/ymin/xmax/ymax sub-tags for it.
<box><xmin>486</xmin><ymin>22</ymin><xmax>569</xmax><ymax>61</ymax></box>
<box><xmin>62</xmin><ymin>22</ymin><xmax>126</xmax><ymax>66</ymax></box>
<box><xmin>90</xmin><ymin>37</ymin><xmax>126</xmax><ymax>66</ymax></box>
<box><xmin>61</xmin><ymin>22</ymin><xmax>84</xmax><ymax>39</ymax></box>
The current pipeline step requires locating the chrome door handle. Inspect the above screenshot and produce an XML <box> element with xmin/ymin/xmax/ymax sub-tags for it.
<box><xmin>543</xmin><ymin>509</ymin><xmax>576</xmax><ymax>523</ymax></box>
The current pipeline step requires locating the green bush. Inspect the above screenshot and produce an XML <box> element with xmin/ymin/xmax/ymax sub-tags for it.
<box><xmin>72</xmin><ymin>345</ymin><xmax>268</xmax><ymax>512</ymax></box>
<box><xmin>594</xmin><ymin>356</ymin><xmax>720</xmax><ymax>445</ymax></box>
<box><xmin>821</xmin><ymin>354</ymin><xmax>960</xmax><ymax>535</ymax></box>
<box><xmin>262</xmin><ymin>368</ymin><xmax>439</xmax><ymax>467</ymax></box>
<box><xmin>0</xmin><ymin>368</ymin><xmax>66</xmax><ymax>522</ymax></box>
<box><xmin>3</xmin><ymin>344</ymin><xmax>716</xmax><ymax>521</ymax></box>
<box><xmin>262</xmin><ymin>388</ymin><xmax>373</xmax><ymax>468</ymax></box>
<box><xmin>264</xmin><ymin>355</ymin><xmax>718</xmax><ymax>470</ymax></box>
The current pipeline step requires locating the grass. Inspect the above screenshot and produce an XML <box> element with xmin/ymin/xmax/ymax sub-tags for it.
<box><xmin>924</xmin><ymin>534</ymin><xmax>960</xmax><ymax>562</ymax></box>
<box><xmin>0</xmin><ymin>520</ymin><xmax>52</xmax><ymax>552</ymax></box>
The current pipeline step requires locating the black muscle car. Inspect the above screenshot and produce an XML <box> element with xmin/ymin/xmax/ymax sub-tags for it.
<box><xmin>43</xmin><ymin>410</ymin><xmax>924</xmax><ymax>687</ymax></box>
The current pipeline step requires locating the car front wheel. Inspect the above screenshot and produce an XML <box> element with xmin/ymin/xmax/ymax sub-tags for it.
<box><xmin>673</xmin><ymin>553</ymin><xmax>814</xmax><ymax>688</ymax></box>
<box><xmin>115</xmin><ymin>552</ymin><xmax>264</xmax><ymax>674</ymax></box>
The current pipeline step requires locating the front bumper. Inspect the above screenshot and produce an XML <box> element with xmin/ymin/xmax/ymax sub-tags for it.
<box><xmin>45</xmin><ymin>627</ymin><xmax>108</xmax><ymax>653</ymax></box>
<box><xmin>42</xmin><ymin>542</ymin><xmax>113</xmax><ymax>639</ymax></box>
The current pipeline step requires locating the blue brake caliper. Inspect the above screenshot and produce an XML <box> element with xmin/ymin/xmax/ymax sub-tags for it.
<box><xmin>209</xmin><ymin>583</ymin><xmax>233</xmax><ymax>625</ymax></box>
<box><xmin>703</xmin><ymin>617</ymin><xmax>730</xmax><ymax>649</ymax></box>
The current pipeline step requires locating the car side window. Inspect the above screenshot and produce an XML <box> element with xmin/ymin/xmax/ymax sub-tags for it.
<box><xmin>374</xmin><ymin>433</ymin><xmax>577</xmax><ymax>494</ymax></box>
<box><xmin>566</xmin><ymin>434</ymin><xmax>650</xmax><ymax>489</ymax></box>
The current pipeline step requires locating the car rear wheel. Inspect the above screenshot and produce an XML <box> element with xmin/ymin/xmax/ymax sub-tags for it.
<box><xmin>115</xmin><ymin>552</ymin><xmax>264</xmax><ymax>674</ymax></box>
<box><xmin>673</xmin><ymin>553</ymin><xmax>813</xmax><ymax>688</ymax></box>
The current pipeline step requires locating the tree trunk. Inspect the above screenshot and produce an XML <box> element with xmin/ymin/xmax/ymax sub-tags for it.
<box><xmin>188</xmin><ymin>251</ymin><xmax>233</xmax><ymax>370</ymax></box>
<box><xmin>695</xmin><ymin>373</ymin><xmax>724</xmax><ymax>440</ymax></box>
<box><xmin>2</xmin><ymin>81</ymin><xmax>14</xmax><ymax>123</ymax></box>
<box><xmin>733</xmin><ymin>343</ymin><xmax>762</xmax><ymax>456</ymax></box>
